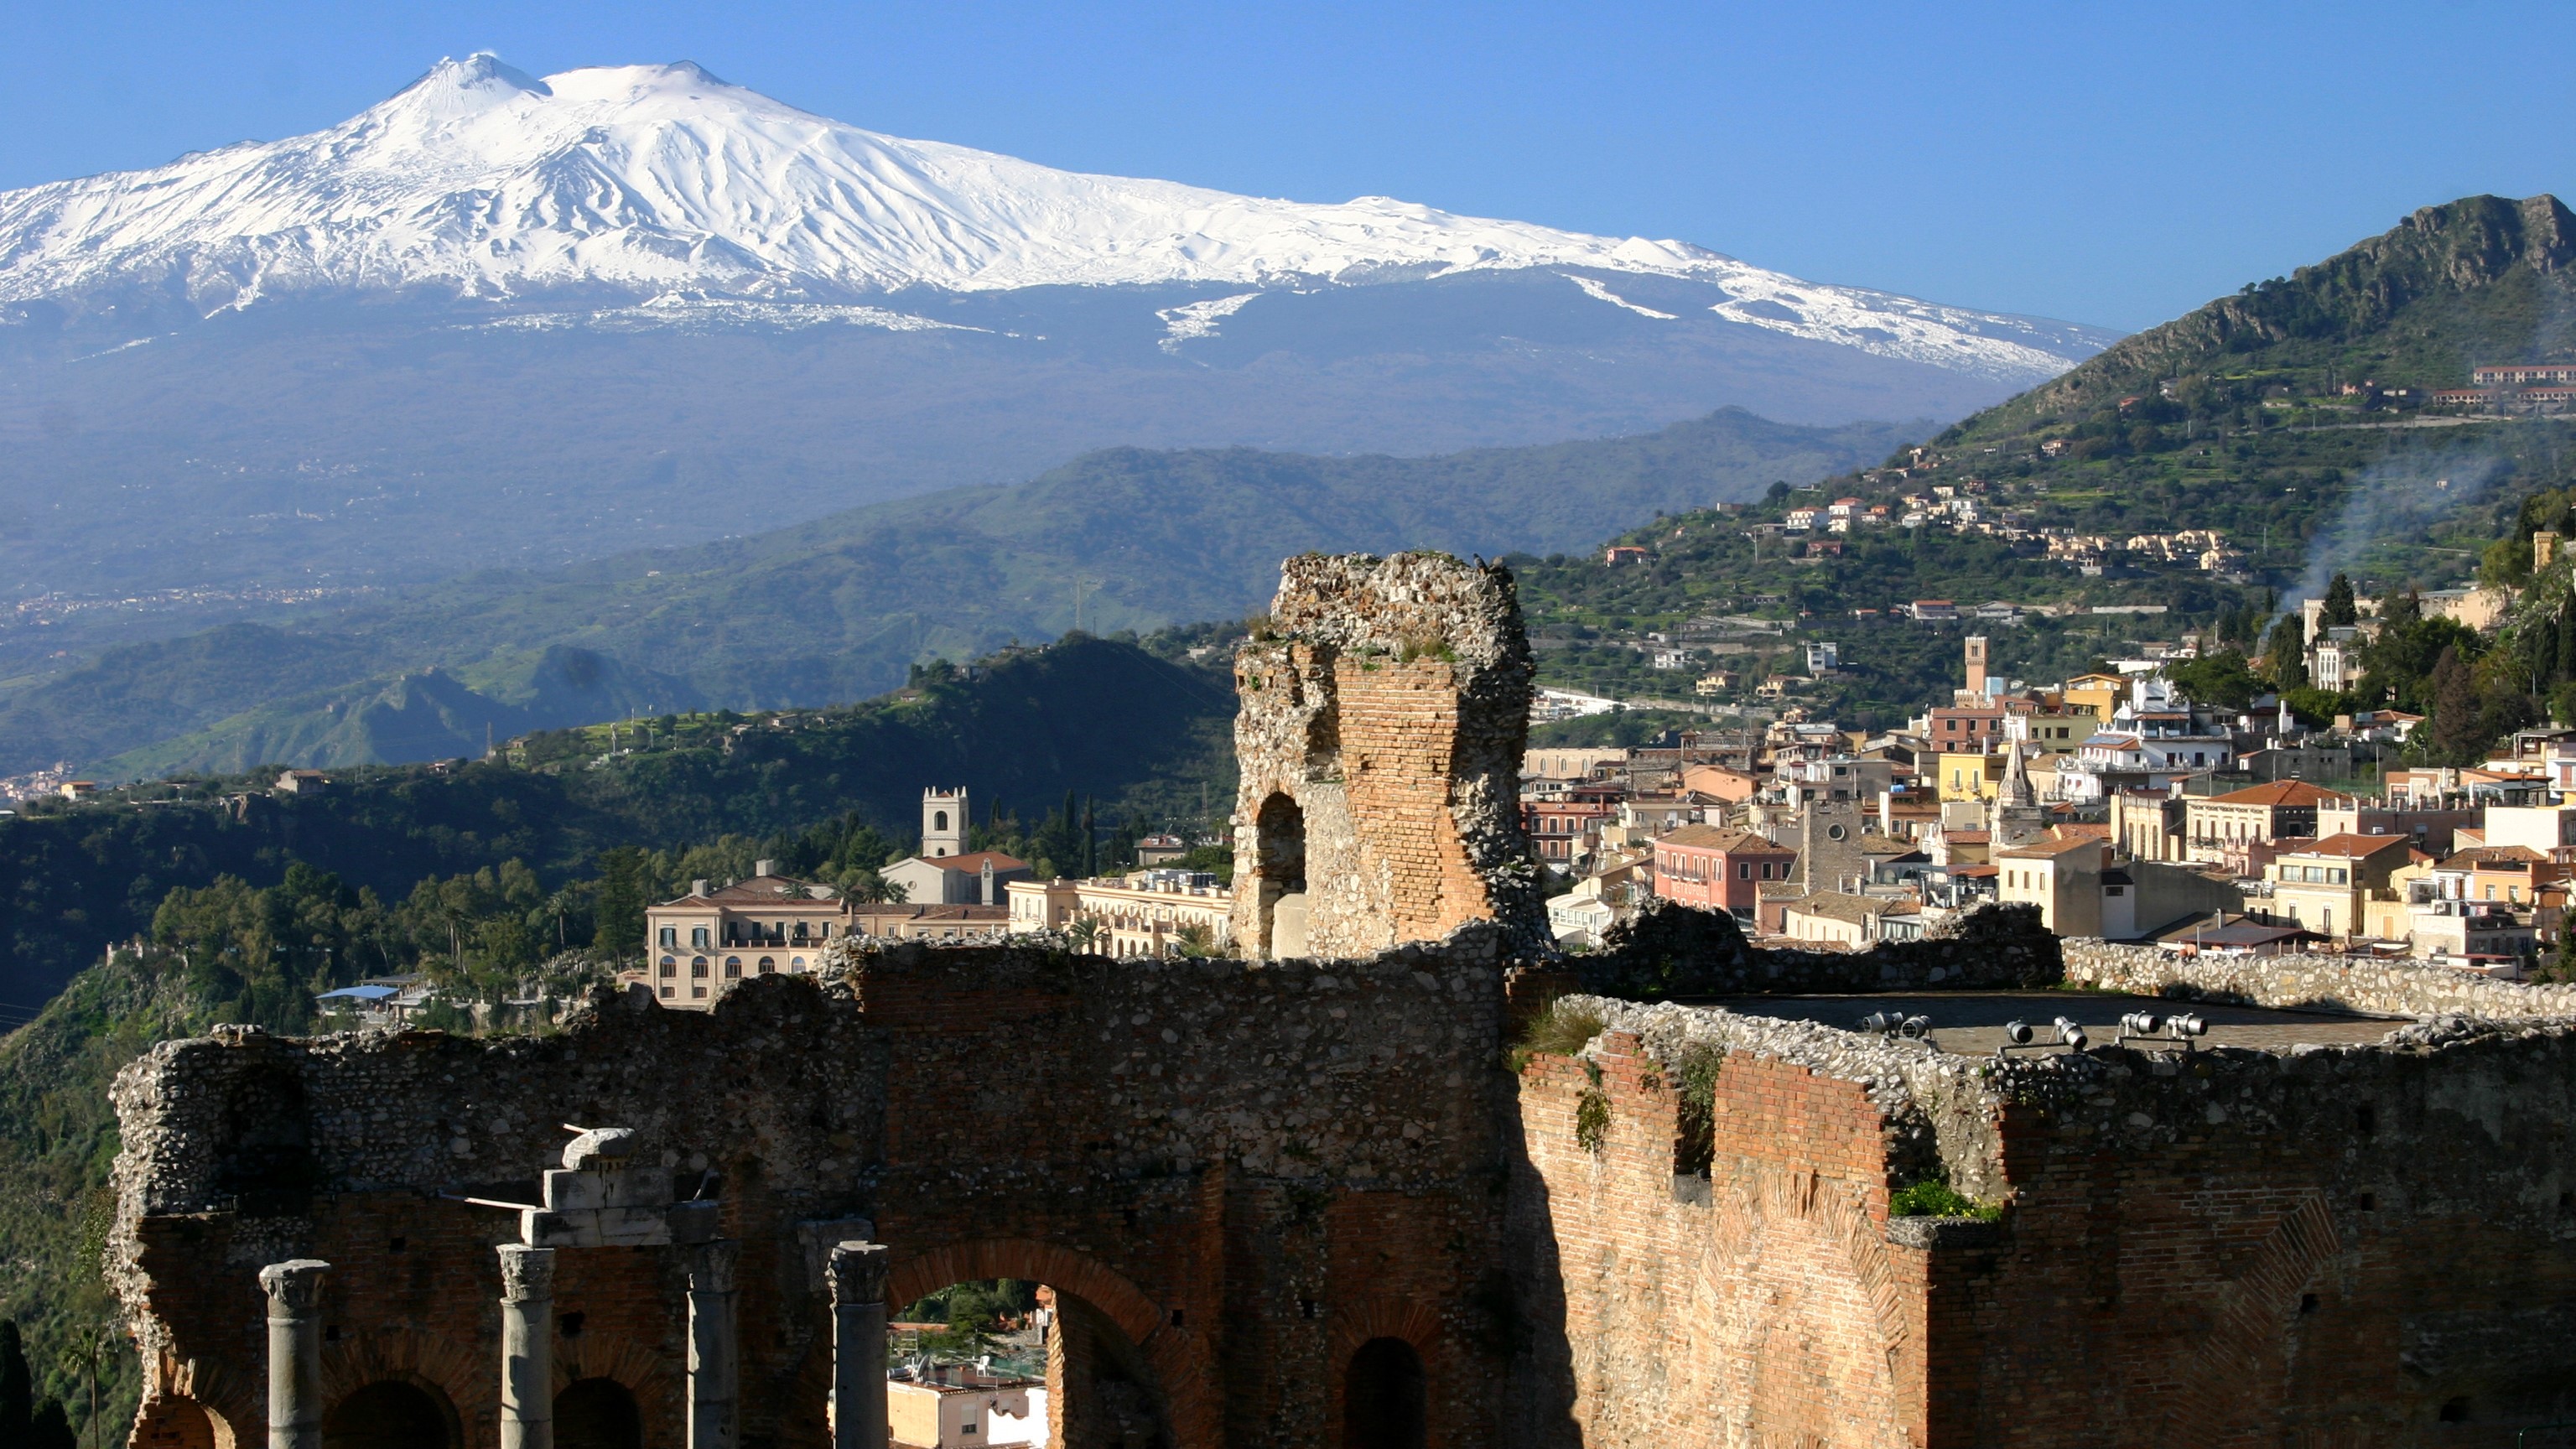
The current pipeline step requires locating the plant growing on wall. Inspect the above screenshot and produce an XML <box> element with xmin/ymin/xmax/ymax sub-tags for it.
<box><xmin>1575</xmin><ymin>1057</ymin><xmax>1612</xmax><ymax>1156</ymax></box>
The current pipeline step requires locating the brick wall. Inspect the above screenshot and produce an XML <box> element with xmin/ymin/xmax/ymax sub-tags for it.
<box><xmin>1229</xmin><ymin>553</ymin><xmax>1548</xmax><ymax>959</ymax></box>
<box><xmin>1509</xmin><ymin>995</ymin><xmax>2576</xmax><ymax>1446</ymax></box>
<box><xmin>112</xmin><ymin>936</ymin><xmax>1518</xmax><ymax>1449</ymax></box>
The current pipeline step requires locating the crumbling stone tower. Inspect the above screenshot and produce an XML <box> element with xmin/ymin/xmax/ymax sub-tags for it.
<box><xmin>1229</xmin><ymin>552</ymin><xmax>1549</xmax><ymax>959</ymax></box>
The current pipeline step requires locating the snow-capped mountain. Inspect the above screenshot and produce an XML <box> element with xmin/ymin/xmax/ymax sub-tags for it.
<box><xmin>0</xmin><ymin>54</ymin><xmax>2106</xmax><ymax>383</ymax></box>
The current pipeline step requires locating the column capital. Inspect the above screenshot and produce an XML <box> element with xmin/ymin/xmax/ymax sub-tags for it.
<box><xmin>259</xmin><ymin>1260</ymin><xmax>330</xmax><ymax>1315</ymax></box>
<box><xmin>686</xmin><ymin>1239</ymin><xmax>740</xmax><ymax>1296</ymax></box>
<box><xmin>827</xmin><ymin>1241</ymin><xmax>889</xmax><ymax>1307</ymax></box>
<box><xmin>498</xmin><ymin>1244</ymin><xmax>556</xmax><ymax>1303</ymax></box>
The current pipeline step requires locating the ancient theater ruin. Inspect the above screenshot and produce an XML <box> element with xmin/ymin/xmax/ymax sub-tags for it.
<box><xmin>105</xmin><ymin>551</ymin><xmax>2576</xmax><ymax>1449</ymax></box>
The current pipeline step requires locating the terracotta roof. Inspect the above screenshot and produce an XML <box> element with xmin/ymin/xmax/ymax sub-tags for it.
<box><xmin>1785</xmin><ymin>891</ymin><xmax>1907</xmax><ymax>925</ymax></box>
<box><xmin>848</xmin><ymin>903</ymin><xmax>1010</xmax><ymax>922</ymax></box>
<box><xmin>898</xmin><ymin>851</ymin><xmax>1031</xmax><ymax>875</ymax></box>
<box><xmin>1655</xmin><ymin>824</ymin><xmax>1789</xmax><ymax>853</ymax></box>
<box><xmin>1996</xmin><ymin>836</ymin><xmax>2106</xmax><ymax>860</ymax></box>
<box><xmin>2442</xmin><ymin>844</ymin><xmax>2552</xmax><ymax>867</ymax></box>
<box><xmin>2287</xmin><ymin>833</ymin><xmax>2415</xmax><ymax>860</ymax></box>
<box><xmin>660</xmin><ymin>874</ymin><xmax>840</xmax><ymax>907</ymax></box>
<box><xmin>2206</xmin><ymin>781</ymin><xmax>2344</xmax><ymax>808</ymax></box>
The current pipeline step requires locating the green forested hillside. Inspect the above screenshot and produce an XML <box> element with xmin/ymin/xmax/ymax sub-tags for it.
<box><xmin>0</xmin><ymin>408</ymin><xmax>1906</xmax><ymax>777</ymax></box>
<box><xmin>0</xmin><ymin>632</ymin><xmax>1235</xmax><ymax>1439</ymax></box>
<box><xmin>1513</xmin><ymin>196</ymin><xmax>2576</xmax><ymax>722</ymax></box>
<box><xmin>0</xmin><ymin>635</ymin><xmax>1233</xmax><ymax>1010</ymax></box>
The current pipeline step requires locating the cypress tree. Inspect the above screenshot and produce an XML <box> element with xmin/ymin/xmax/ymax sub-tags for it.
<box><xmin>0</xmin><ymin>1320</ymin><xmax>32</xmax><ymax>1445</ymax></box>
<box><xmin>2323</xmin><ymin>574</ymin><xmax>2359</xmax><ymax>627</ymax></box>
<box><xmin>29</xmin><ymin>1398</ymin><xmax>77</xmax><ymax>1449</ymax></box>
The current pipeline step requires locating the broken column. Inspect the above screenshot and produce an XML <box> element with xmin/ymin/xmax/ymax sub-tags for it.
<box><xmin>258</xmin><ymin>1259</ymin><xmax>330</xmax><ymax>1449</ymax></box>
<box><xmin>685</xmin><ymin>1235</ymin><xmax>740</xmax><ymax>1449</ymax></box>
<box><xmin>828</xmin><ymin>1241</ymin><xmax>890</xmax><ymax>1449</ymax></box>
<box><xmin>497</xmin><ymin>1245</ymin><xmax>556</xmax><ymax>1449</ymax></box>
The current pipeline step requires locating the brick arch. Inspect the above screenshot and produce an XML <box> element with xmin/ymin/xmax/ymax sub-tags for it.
<box><xmin>887</xmin><ymin>1237</ymin><xmax>1217</xmax><ymax>1449</ymax></box>
<box><xmin>554</xmin><ymin>1328</ymin><xmax>678</xmax><ymax>1401</ymax></box>
<box><xmin>2165</xmin><ymin>1193</ymin><xmax>2340</xmax><ymax>1441</ymax></box>
<box><xmin>132</xmin><ymin>1391</ymin><xmax>233</xmax><ymax>1449</ymax></box>
<box><xmin>318</xmin><ymin>1325</ymin><xmax>488</xmax><ymax>1426</ymax></box>
<box><xmin>154</xmin><ymin>1353</ymin><xmax>257</xmax><ymax>1449</ymax></box>
<box><xmin>1692</xmin><ymin>1160</ymin><xmax>1914</xmax><ymax>1448</ymax></box>
<box><xmin>1326</xmin><ymin>1296</ymin><xmax>1450</xmax><ymax>1449</ymax></box>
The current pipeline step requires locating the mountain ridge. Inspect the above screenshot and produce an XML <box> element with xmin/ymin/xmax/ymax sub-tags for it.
<box><xmin>0</xmin><ymin>53</ymin><xmax>2109</xmax><ymax>382</ymax></box>
<box><xmin>0</xmin><ymin>406</ymin><xmax>1914</xmax><ymax>776</ymax></box>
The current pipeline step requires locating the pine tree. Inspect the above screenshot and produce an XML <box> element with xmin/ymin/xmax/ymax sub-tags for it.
<box><xmin>0</xmin><ymin>1320</ymin><xmax>31</xmax><ymax>1445</ymax></box>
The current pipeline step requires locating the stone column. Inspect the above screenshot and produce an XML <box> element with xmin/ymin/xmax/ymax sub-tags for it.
<box><xmin>685</xmin><ymin>1240</ymin><xmax>740</xmax><ymax>1449</ymax></box>
<box><xmin>828</xmin><ymin>1241</ymin><xmax>890</xmax><ymax>1449</ymax></box>
<box><xmin>498</xmin><ymin>1245</ymin><xmax>557</xmax><ymax>1449</ymax></box>
<box><xmin>258</xmin><ymin>1259</ymin><xmax>330</xmax><ymax>1449</ymax></box>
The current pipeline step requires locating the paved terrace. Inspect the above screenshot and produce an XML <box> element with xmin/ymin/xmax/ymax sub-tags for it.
<box><xmin>1697</xmin><ymin>989</ymin><xmax>2407</xmax><ymax>1056</ymax></box>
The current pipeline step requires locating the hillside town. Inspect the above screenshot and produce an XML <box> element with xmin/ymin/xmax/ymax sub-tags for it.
<box><xmin>1530</xmin><ymin>608</ymin><xmax>2576</xmax><ymax>969</ymax></box>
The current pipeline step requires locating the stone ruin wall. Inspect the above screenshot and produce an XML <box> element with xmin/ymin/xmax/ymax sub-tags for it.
<box><xmin>2063</xmin><ymin>936</ymin><xmax>2576</xmax><ymax>1019</ymax></box>
<box><xmin>102</xmin><ymin>538</ymin><xmax>2576</xmax><ymax>1449</ymax></box>
<box><xmin>1506</xmin><ymin>968</ymin><xmax>2576</xmax><ymax>1448</ymax></box>
<box><xmin>110</xmin><ymin>936</ymin><xmax>1518</xmax><ymax>1449</ymax></box>
<box><xmin>1229</xmin><ymin>553</ymin><xmax>1547</xmax><ymax>961</ymax></box>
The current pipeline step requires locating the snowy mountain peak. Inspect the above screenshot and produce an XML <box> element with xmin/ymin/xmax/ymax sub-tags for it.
<box><xmin>0</xmin><ymin>56</ymin><xmax>2111</xmax><ymax>381</ymax></box>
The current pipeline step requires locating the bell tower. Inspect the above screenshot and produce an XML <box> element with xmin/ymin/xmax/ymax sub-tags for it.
<box><xmin>922</xmin><ymin>787</ymin><xmax>968</xmax><ymax>859</ymax></box>
<box><xmin>1964</xmin><ymin>635</ymin><xmax>1990</xmax><ymax>700</ymax></box>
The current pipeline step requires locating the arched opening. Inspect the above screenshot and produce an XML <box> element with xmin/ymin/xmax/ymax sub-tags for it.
<box><xmin>320</xmin><ymin>1380</ymin><xmax>454</xmax><ymax>1449</ymax></box>
<box><xmin>553</xmin><ymin>1378</ymin><xmax>641</xmax><ymax>1449</ymax></box>
<box><xmin>1254</xmin><ymin>792</ymin><xmax>1308</xmax><ymax>959</ymax></box>
<box><xmin>1342</xmin><ymin>1338</ymin><xmax>1426</xmax><ymax>1449</ymax></box>
<box><xmin>887</xmin><ymin>1259</ymin><xmax>1180</xmax><ymax>1449</ymax></box>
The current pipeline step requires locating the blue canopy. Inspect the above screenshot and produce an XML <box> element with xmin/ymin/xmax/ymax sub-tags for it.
<box><xmin>316</xmin><ymin>984</ymin><xmax>400</xmax><ymax>1002</ymax></box>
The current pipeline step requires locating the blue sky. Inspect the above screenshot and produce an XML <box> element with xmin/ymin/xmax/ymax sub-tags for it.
<box><xmin>6</xmin><ymin>1</ymin><xmax>2572</xmax><ymax>331</ymax></box>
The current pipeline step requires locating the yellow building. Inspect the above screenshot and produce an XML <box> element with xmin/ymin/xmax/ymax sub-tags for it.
<box><xmin>2059</xmin><ymin>673</ymin><xmax>2126</xmax><ymax>724</ymax></box>
<box><xmin>2265</xmin><ymin>834</ymin><xmax>2412</xmax><ymax>941</ymax></box>
<box><xmin>1937</xmin><ymin>749</ymin><xmax>2005</xmax><ymax>803</ymax></box>
<box><xmin>1005</xmin><ymin>870</ymin><xmax>1235</xmax><ymax>958</ymax></box>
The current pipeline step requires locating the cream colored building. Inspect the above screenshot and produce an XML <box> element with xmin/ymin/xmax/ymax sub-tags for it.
<box><xmin>886</xmin><ymin>1374</ymin><xmax>1042</xmax><ymax>1448</ymax></box>
<box><xmin>1006</xmin><ymin>870</ymin><xmax>1235</xmax><ymax>958</ymax></box>
<box><xmin>1523</xmin><ymin>746</ymin><xmax>1629</xmax><ymax>782</ymax></box>
<box><xmin>1996</xmin><ymin>837</ymin><xmax>2110</xmax><ymax>937</ymax></box>
<box><xmin>1779</xmin><ymin>892</ymin><xmax>1911</xmax><ymax>948</ymax></box>
<box><xmin>2264</xmin><ymin>834</ymin><xmax>2414</xmax><ymax>941</ymax></box>
<box><xmin>637</xmin><ymin>864</ymin><xmax>844</xmax><ymax>1009</ymax></box>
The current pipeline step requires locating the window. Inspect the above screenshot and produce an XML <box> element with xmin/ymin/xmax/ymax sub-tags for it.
<box><xmin>659</xmin><ymin>985</ymin><xmax>673</xmax><ymax>998</ymax></box>
<box><xmin>658</xmin><ymin>927</ymin><xmax>676</xmax><ymax>948</ymax></box>
<box><xmin>658</xmin><ymin>958</ymin><xmax>676</xmax><ymax>978</ymax></box>
<box><xmin>790</xmin><ymin>957</ymin><xmax>806</xmax><ymax>971</ymax></box>
<box><xmin>692</xmin><ymin>986</ymin><xmax>707</xmax><ymax>999</ymax></box>
<box><xmin>691</xmin><ymin>926</ymin><xmax>709</xmax><ymax>948</ymax></box>
<box><xmin>724</xmin><ymin>958</ymin><xmax>742</xmax><ymax>979</ymax></box>
<box><xmin>1738</xmin><ymin>863</ymin><xmax>1751</xmax><ymax>880</ymax></box>
<box><xmin>691</xmin><ymin>958</ymin><xmax>709</xmax><ymax>978</ymax></box>
<box><xmin>758</xmin><ymin>957</ymin><xmax>775</xmax><ymax>973</ymax></box>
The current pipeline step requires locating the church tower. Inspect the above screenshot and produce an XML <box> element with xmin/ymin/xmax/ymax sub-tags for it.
<box><xmin>1988</xmin><ymin>737</ymin><xmax>2046</xmax><ymax>851</ymax></box>
<box><xmin>1964</xmin><ymin>635</ymin><xmax>1990</xmax><ymax>700</ymax></box>
<box><xmin>922</xmin><ymin>787</ymin><xmax>969</xmax><ymax>859</ymax></box>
